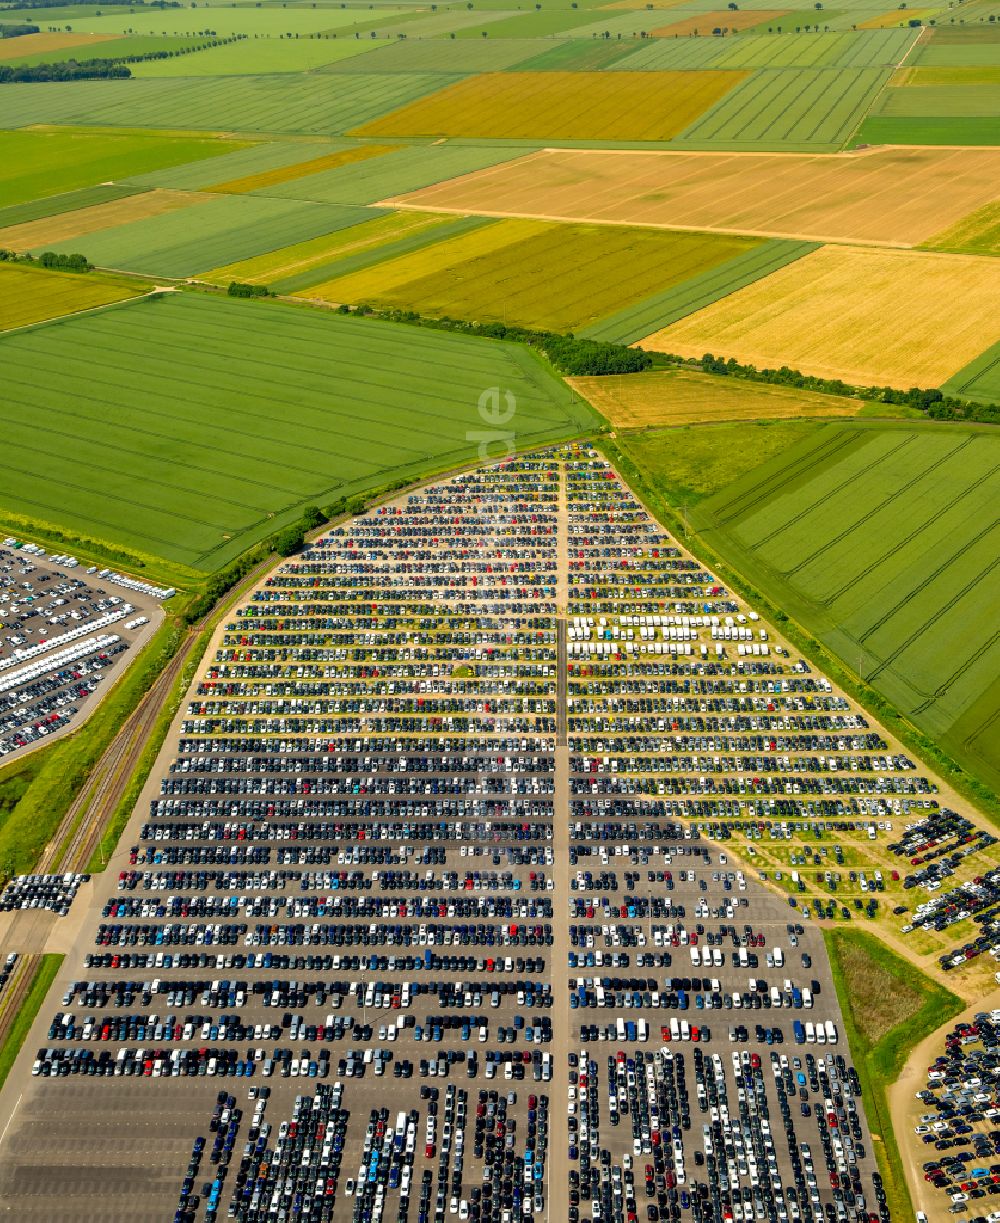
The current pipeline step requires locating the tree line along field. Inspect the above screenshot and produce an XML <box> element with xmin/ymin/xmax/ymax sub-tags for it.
<box><xmin>298</xmin><ymin>219</ymin><xmax>767</xmax><ymax>333</ymax></box>
<box><xmin>636</xmin><ymin>245</ymin><xmax>1000</xmax><ymax>390</ymax></box>
<box><xmin>677</xmin><ymin>420</ymin><xmax>1000</xmax><ymax>793</ymax></box>
<box><xmin>0</xmin><ymin>292</ymin><xmax>595</xmax><ymax>570</ymax></box>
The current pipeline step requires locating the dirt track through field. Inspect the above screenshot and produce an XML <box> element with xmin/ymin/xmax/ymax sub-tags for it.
<box><xmin>388</xmin><ymin>145</ymin><xmax>1000</xmax><ymax>247</ymax></box>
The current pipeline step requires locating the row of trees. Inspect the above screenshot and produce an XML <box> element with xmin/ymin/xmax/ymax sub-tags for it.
<box><xmin>0</xmin><ymin>248</ymin><xmax>91</xmax><ymax>271</ymax></box>
<box><xmin>0</xmin><ymin>21</ymin><xmax>40</xmax><ymax>36</ymax></box>
<box><xmin>688</xmin><ymin>351</ymin><xmax>1000</xmax><ymax>425</ymax></box>
<box><xmin>0</xmin><ymin>59</ymin><xmax>130</xmax><ymax>80</ymax></box>
<box><xmin>333</xmin><ymin>304</ymin><xmax>652</xmax><ymax>376</ymax></box>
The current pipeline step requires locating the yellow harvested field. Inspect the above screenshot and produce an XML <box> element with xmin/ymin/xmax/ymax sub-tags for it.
<box><xmin>203</xmin><ymin>144</ymin><xmax>397</xmax><ymax>195</ymax></box>
<box><xmin>653</xmin><ymin>9</ymin><xmax>786</xmax><ymax>35</ymax></box>
<box><xmin>859</xmin><ymin>9</ymin><xmax>931</xmax><ymax>26</ymax></box>
<box><xmin>568</xmin><ymin>368</ymin><xmax>861</xmax><ymax>428</ymax></box>
<box><xmin>637</xmin><ymin>245</ymin><xmax>1000</xmax><ymax>389</ymax></box>
<box><xmin>923</xmin><ymin>200</ymin><xmax>1000</xmax><ymax>256</ymax></box>
<box><xmin>0</xmin><ymin>188</ymin><xmax>210</xmax><ymax>252</ymax></box>
<box><xmin>351</xmin><ymin>71</ymin><xmax>744</xmax><ymax>142</ymax></box>
<box><xmin>389</xmin><ymin>145</ymin><xmax>1000</xmax><ymax>248</ymax></box>
<box><xmin>0</xmin><ymin>31</ymin><xmax>119</xmax><ymax>60</ymax></box>
<box><xmin>899</xmin><ymin>65</ymin><xmax>1000</xmax><ymax>86</ymax></box>
<box><xmin>204</xmin><ymin>210</ymin><xmax>458</xmax><ymax>285</ymax></box>
<box><xmin>0</xmin><ymin>262</ymin><xmax>144</xmax><ymax>331</ymax></box>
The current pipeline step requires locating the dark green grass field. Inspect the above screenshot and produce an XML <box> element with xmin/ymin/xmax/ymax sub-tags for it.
<box><xmin>0</xmin><ymin>292</ymin><xmax>596</xmax><ymax>571</ymax></box>
<box><xmin>630</xmin><ymin>419</ymin><xmax>1000</xmax><ymax>791</ymax></box>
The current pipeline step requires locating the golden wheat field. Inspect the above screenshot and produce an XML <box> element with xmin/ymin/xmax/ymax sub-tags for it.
<box><xmin>568</xmin><ymin>369</ymin><xmax>862</xmax><ymax>428</ymax></box>
<box><xmin>637</xmin><ymin>245</ymin><xmax>1000</xmax><ymax>388</ymax></box>
<box><xmin>352</xmin><ymin>71</ymin><xmax>744</xmax><ymax>141</ymax></box>
<box><xmin>0</xmin><ymin>188</ymin><xmax>210</xmax><ymax>252</ymax></box>
<box><xmin>389</xmin><ymin>145</ymin><xmax>1000</xmax><ymax>247</ymax></box>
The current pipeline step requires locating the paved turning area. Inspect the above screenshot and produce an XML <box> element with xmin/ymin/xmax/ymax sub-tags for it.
<box><xmin>0</xmin><ymin>448</ymin><xmax>909</xmax><ymax>1223</ymax></box>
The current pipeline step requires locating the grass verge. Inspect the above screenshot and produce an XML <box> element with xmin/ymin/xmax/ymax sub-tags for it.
<box><xmin>823</xmin><ymin>928</ymin><xmax>963</xmax><ymax>1222</ymax></box>
<box><xmin>0</xmin><ymin>955</ymin><xmax>63</xmax><ymax>1094</ymax></box>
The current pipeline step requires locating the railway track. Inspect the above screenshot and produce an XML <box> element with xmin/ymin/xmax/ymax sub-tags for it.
<box><xmin>0</xmin><ymin>954</ymin><xmax>41</xmax><ymax>1052</ymax></box>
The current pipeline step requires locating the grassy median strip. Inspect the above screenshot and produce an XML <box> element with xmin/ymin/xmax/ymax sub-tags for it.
<box><xmin>823</xmin><ymin>928</ymin><xmax>963</xmax><ymax>1222</ymax></box>
<box><xmin>0</xmin><ymin>955</ymin><xmax>63</xmax><ymax>1094</ymax></box>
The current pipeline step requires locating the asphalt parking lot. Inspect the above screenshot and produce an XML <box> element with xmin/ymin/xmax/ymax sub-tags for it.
<box><xmin>0</xmin><ymin>541</ymin><xmax>168</xmax><ymax>764</ymax></box>
<box><xmin>0</xmin><ymin>448</ymin><xmax>917</xmax><ymax>1221</ymax></box>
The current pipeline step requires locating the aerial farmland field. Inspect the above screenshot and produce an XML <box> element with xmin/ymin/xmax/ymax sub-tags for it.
<box><xmin>0</xmin><ymin>293</ymin><xmax>594</xmax><ymax>569</ymax></box>
<box><xmin>389</xmin><ymin>145</ymin><xmax>1000</xmax><ymax>245</ymax></box>
<box><xmin>352</xmin><ymin>70</ymin><xmax>745</xmax><ymax>141</ymax></box>
<box><xmin>568</xmin><ymin>367</ymin><xmax>862</xmax><ymax>427</ymax></box>
<box><xmin>638</xmin><ymin>244</ymin><xmax>1000</xmax><ymax>388</ymax></box>
<box><xmin>202</xmin><ymin>210</ymin><xmax>469</xmax><ymax>288</ymax></box>
<box><xmin>0</xmin><ymin>263</ymin><xmax>147</xmax><ymax>331</ymax></box>
<box><xmin>0</xmin><ymin>188</ymin><xmax>212</xmax><ymax>254</ymax></box>
<box><xmin>0</xmin><ymin>74</ymin><xmax>452</xmax><ymax>135</ymax></box>
<box><xmin>673</xmin><ymin>66</ymin><xmax>891</xmax><ymax>149</ymax></box>
<box><xmin>0</xmin><ymin>128</ymin><xmax>240</xmax><ymax>208</ymax></box>
<box><xmin>615</xmin><ymin>27</ymin><xmax>917</xmax><ymax>69</ymax></box>
<box><xmin>31</xmin><ymin>194</ymin><xmax>373</xmax><ymax>278</ymax></box>
<box><xmin>680</xmin><ymin>421</ymin><xmax>1000</xmax><ymax>791</ymax></box>
<box><xmin>302</xmin><ymin>218</ymin><xmax>764</xmax><ymax>332</ymax></box>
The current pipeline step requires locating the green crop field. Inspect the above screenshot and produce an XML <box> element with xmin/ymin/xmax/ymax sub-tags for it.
<box><xmin>616</xmin><ymin>28</ymin><xmax>917</xmax><ymax>70</ymax></box>
<box><xmin>131</xmin><ymin>36</ymin><xmax>380</xmax><ymax>77</ymax></box>
<box><xmin>856</xmin><ymin>115</ymin><xmax>1000</xmax><ymax>143</ymax></box>
<box><xmin>455</xmin><ymin>8</ymin><xmax>602</xmax><ymax>37</ymax></box>
<box><xmin>0</xmin><ymin>129</ymin><xmax>238</xmax><ymax>208</ymax></box>
<box><xmin>678</xmin><ymin>420</ymin><xmax>1000</xmax><ymax>792</ymax></box>
<box><xmin>245</xmin><ymin>143</ymin><xmax>527</xmax><ymax>206</ymax></box>
<box><xmin>308</xmin><ymin>219</ymin><xmax>764</xmax><ymax>332</ymax></box>
<box><xmin>122</xmin><ymin>139</ymin><xmax>351</xmax><ymax>190</ymax></box>
<box><xmin>325</xmin><ymin>37</ymin><xmax>543</xmax><ymax>73</ymax></box>
<box><xmin>0</xmin><ymin>74</ymin><xmax>452</xmax><ymax>135</ymax></box>
<box><xmin>34</xmin><ymin>194</ymin><xmax>373</xmax><ymax>278</ymax></box>
<box><xmin>675</xmin><ymin>66</ymin><xmax>890</xmax><ymax>149</ymax></box>
<box><xmin>12</xmin><ymin>5</ymin><xmax>406</xmax><ymax>36</ymax></box>
<box><xmin>943</xmin><ymin>340</ymin><xmax>1000</xmax><ymax>403</ymax></box>
<box><xmin>516</xmin><ymin>39</ymin><xmax>647</xmax><ymax>70</ymax></box>
<box><xmin>0</xmin><ymin>183</ymin><xmax>143</xmax><ymax>230</ymax></box>
<box><xmin>856</xmin><ymin>79</ymin><xmax>1000</xmax><ymax>143</ymax></box>
<box><xmin>582</xmin><ymin>239</ymin><xmax>817</xmax><ymax>344</ymax></box>
<box><xmin>0</xmin><ymin>292</ymin><xmax>595</xmax><ymax>570</ymax></box>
